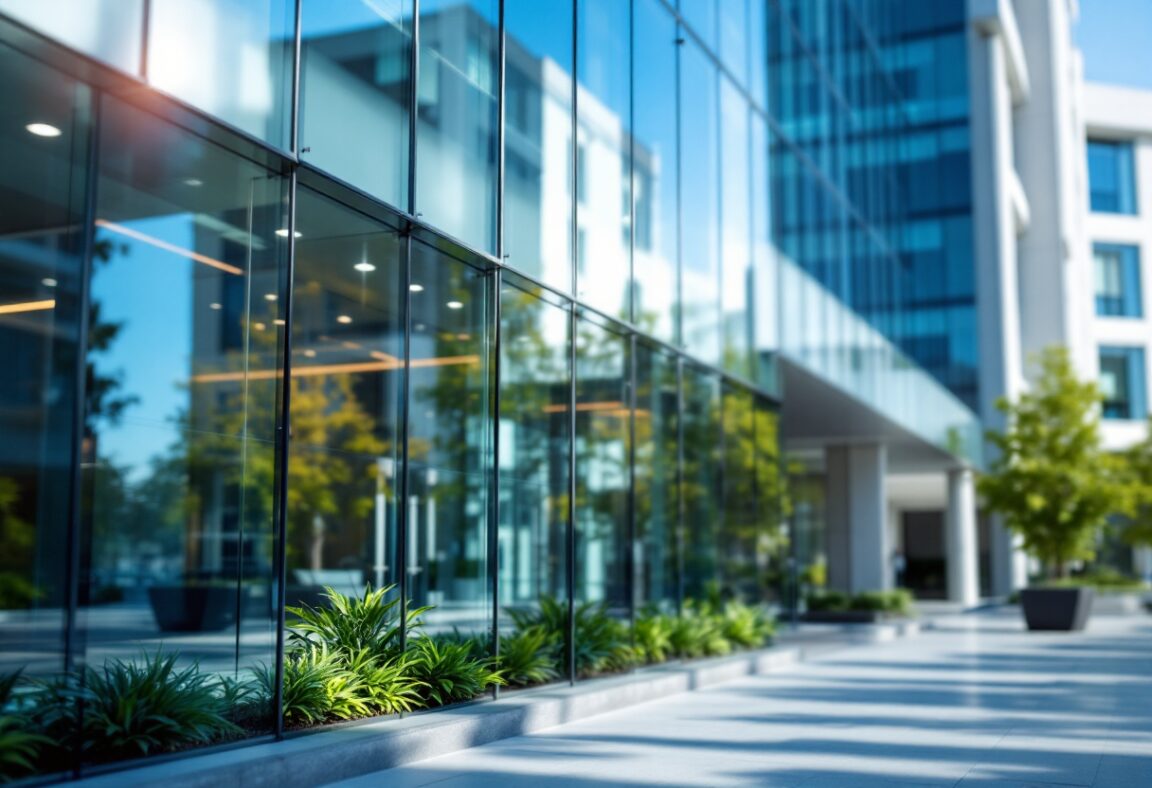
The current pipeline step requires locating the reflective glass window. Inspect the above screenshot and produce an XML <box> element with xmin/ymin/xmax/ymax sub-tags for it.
<box><xmin>83</xmin><ymin>94</ymin><xmax>288</xmax><ymax>750</ymax></box>
<box><xmin>1088</xmin><ymin>140</ymin><xmax>1138</xmax><ymax>215</ymax></box>
<box><xmin>498</xmin><ymin>278</ymin><xmax>570</xmax><ymax>682</ymax></box>
<box><xmin>0</xmin><ymin>46</ymin><xmax>90</xmax><ymax>777</ymax></box>
<box><xmin>720</xmin><ymin>385</ymin><xmax>759</xmax><ymax>600</ymax></box>
<box><xmin>632</xmin><ymin>0</ymin><xmax>679</xmax><ymax>344</ymax></box>
<box><xmin>574</xmin><ymin>315</ymin><xmax>630</xmax><ymax>665</ymax></box>
<box><xmin>406</xmin><ymin>243</ymin><xmax>493</xmax><ymax>645</ymax></box>
<box><xmin>0</xmin><ymin>0</ymin><xmax>143</xmax><ymax>73</ymax></box>
<box><xmin>299</xmin><ymin>0</ymin><xmax>412</xmax><ymax>209</ymax></box>
<box><xmin>720</xmin><ymin>77</ymin><xmax>752</xmax><ymax>378</ymax></box>
<box><xmin>679</xmin><ymin>38</ymin><xmax>721</xmax><ymax>364</ymax></box>
<box><xmin>681</xmin><ymin>364</ymin><xmax>720</xmax><ymax>601</ymax></box>
<box><xmin>576</xmin><ymin>0</ymin><xmax>632</xmax><ymax>320</ymax></box>
<box><xmin>1100</xmin><ymin>346</ymin><xmax>1148</xmax><ymax>421</ymax></box>
<box><xmin>287</xmin><ymin>189</ymin><xmax>404</xmax><ymax>607</ymax></box>
<box><xmin>680</xmin><ymin>0</ymin><xmax>717</xmax><ymax>52</ymax></box>
<box><xmin>719</xmin><ymin>0</ymin><xmax>748</xmax><ymax>86</ymax></box>
<box><xmin>635</xmin><ymin>342</ymin><xmax>679</xmax><ymax>612</ymax></box>
<box><xmin>1094</xmin><ymin>243</ymin><xmax>1143</xmax><ymax>318</ymax></box>
<box><xmin>148</xmin><ymin>0</ymin><xmax>295</xmax><ymax>148</ymax></box>
<box><xmin>416</xmin><ymin>0</ymin><xmax>499</xmax><ymax>253</ymax></box>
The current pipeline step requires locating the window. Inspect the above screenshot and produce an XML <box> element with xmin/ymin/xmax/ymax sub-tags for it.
<box><xmin>1100</xmin><ymin>346</ymin><xmax>1147</xmax><ymax>420</ymax></box>
<box><xmin>1088</xmin><ymin>140</ymin><xmax>1137</xmax><ymax>214</ymax></box>
<box><xmin>1094</xmin><ymin>244</ymin><xmax>1142</xmax><ymax>318</ymax></box>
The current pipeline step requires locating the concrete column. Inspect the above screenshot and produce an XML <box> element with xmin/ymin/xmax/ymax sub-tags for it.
<box><xmin>989</xmin><ymin>514</ymin><xmax>1028</xmax><ymax>596</ymax></box>
<box><xmin>825</xmin><ymin>444</ymin><xmax>890</xmax><ymax>593</ymax></box>
<box><xmin>945</xmin><ymin>468</ymin><xmax>980</xmax><ymax>607</ymax></box>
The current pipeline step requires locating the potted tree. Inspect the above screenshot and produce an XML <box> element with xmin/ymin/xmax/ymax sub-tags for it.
<box><xmin>978</xmin><ymin>347</ymin><xmax>1123</xmax><ymax>631</ymax></box>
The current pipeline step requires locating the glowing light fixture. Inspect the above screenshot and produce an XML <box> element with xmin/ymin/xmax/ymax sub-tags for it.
<box><xmin>210</xmin><ymin>302</ymin><xmax>223</xmax><ymax>310</ymax></box>
<box><xmin>264</xmin><ymin>293</ymin><xmax>278</xmax><ymax>301</ymax></box>
<box><xmin>96</xmin><ymin>219</ymin><xmax>243</xmax><ymax>275</ymax></box>
<box><xmin>446</xmin><ymin>300</ymin><xmax>463</xmax><ymax>310</ymax></box>
<box><xmin>410</xmin><ymin>283</ymin><xmax>424</xmax><ymax>292</ymax></box>
<box><xmin>275</xmin><ymin>228</ymin><xmax>302</xmax><ymax>238</ymax></box>
<box><xmin>303</xmin><ymin>349</ymin><xmax>317</xmax><ymax>358</ymax></box>
<box><xmin>253</xmin><ymin>322</ymin><xmax>266</xmax><ymax>331</ymax></box>
<box><xmin>336</xmin><ymin>315</ymin><xmax>353</xmax><ymax>324</ymax></box>
<box><xmin>0</xmin><ymin>299</ymin><xmax>56</xmax><ymax>315</ymax></box>
<box><xmin>274</xmin><ymin>319</ymin><xmax>286</xmax><ymax>326</ymax></box>
<box><xmin>26</xmin><ymin>123</ymin><xmax>61</xmax><ymax>137</ymax></box>
<box><xmin>354</xmin><ymin>261</ymin><xmax>376</xmax><ymax>273</ymax></box>
<box><xmin>183</xmin><ymin>178</ymin><xmax>203</xmax><ymax>187</ymax></box>
<box><xmin>41</xmin><ymin>278</ymin><xmax>57</xmax><ymax>288</ymax></box>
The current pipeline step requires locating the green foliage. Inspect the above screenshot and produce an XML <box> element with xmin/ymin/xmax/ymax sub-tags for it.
<box><xmin>1115</xmin><ymin>416</ymin><xmax>1152</xmax><ymax>549</ymax></box>
<box><xmin>807</xmin><ymin>589</ymin><xmax>912</xmax><ymax>616</ymax></box>
<box><xmin>287</xmin><ymin>584</ymin><xmax>427</xmax><ymax>660</ymax></box>
<box><xmin>805</xmin><ymin>590</ymin><xmax>850</xmax><ymax>612</ymax></box>
<box><xmin>507</xmin><ymin>596</ymin><xmax>638</xmax><ymax>677</ymax></box>
<box><xmin>633</xmin><ymin>613</ymin><xmax>674</xmax><ymax>664</ymax></box>
<box><xmin>405</xmin><ymin>637</ymin><xmax>503</xmax><ymax>706</ymax></box>
<box><xmin>0</xmin><ymin>671</ymin><xmax>51</xmax><ymax>782</ymax></box>
<box><xmin>979</xmin><ymin>347</ymin><xmax>1123</xmax><ymax>579</ymax></box>
<box><xmin>342</xmin><ymin>650</ymin><xmax>424</xmax><ymax>715</ymax></box>
<box><xmin>666</xmin><ymin>605</ymin><xmax>731</xmax><ymax>659</ymax></box>
<box><xmin>497</xmin><ymin>628</ymin><xmax>560</xmax><ymax>686</ymax></box>
<box><xmin>719</xmin><ymin>600</ymin><xmax>776</xmax><ymax>647</ymax></box>
<box><xmin>264</xmin><ymin>644</ymin><xmax>372</xmax><ymax>726</ymax></box>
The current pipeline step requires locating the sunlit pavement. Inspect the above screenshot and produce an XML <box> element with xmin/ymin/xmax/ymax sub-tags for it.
<box><xmin>326</xmin><ymin>609</ymin><xmax>1152</xmax><ymax>787</ymax></box>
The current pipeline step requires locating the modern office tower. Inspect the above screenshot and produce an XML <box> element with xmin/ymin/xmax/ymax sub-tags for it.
<box><xmin>0</xmin><ymin>1</ymin><xmax>1084</xmax><ymax>780</ymax></box>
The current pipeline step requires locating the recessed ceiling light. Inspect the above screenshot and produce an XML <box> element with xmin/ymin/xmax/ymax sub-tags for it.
<box><xmin>410</xmin><ymin>283</ymin><xmax>424</xmax><ymax>292</ymax></box>
<box><xmin>303</xmin><ymin>349</ymin><xmax>317</xmax><ymax>358</ymax></box>
<box><xmin>275</xmin><ymin>228</ymin><xmax>302</xmax><ymax>238</ymax></box>
<box><xmin>336</xmin><ymin>315</ymin><xmax>353</xmax><ymax>324</ymax></box>
<box><xmin>446</xmin><ymin>300</ymin><xmax>464</xmax><ymax>310</ymax></box>
<box><xmin>274</xmin><ymin>318</ymin><xmax>286</xmax><ymax>326</ymax></box>
<box><xmin>41</xmin><ymin>278</ymin><xmax>57</xmax><ymax>288</ymax></box>
<box><xmin>209</xmin><ymin>302</ymin><xmax>223</xmax><ymax>310</ymax></box>
<box><xmin>414</xmin><ymin>323</ymin><xmax>426</xmax><ymax>331</ymax></box>
<box><xmin>354</xmin><ymin>261</ymin><xmax>376</xmax><ymax>272</ymax></box>
<box><xmin>254</xmin><ymin>322</ymin><xmax>266</xmax><ymax>331</ymax></box>
<box><xmin>264</xmin><ymin>293</ymin><xmax>278</xmax><ymax>301</ymax></box>
<box><xmin>183</xmin><ymin>178</ymin><xmax>203</xmax><ymax>187</ymax></box>
<box><xmin>26</xmin><ymin>123</ymin><xmax>61</xmax><ymax>138</ymax></box>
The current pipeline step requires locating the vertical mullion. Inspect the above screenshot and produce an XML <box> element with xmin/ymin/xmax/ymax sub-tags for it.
<box><xmin>674</xmin><ymin>358</ymin><xmax>685</xmax><ymax>617</ymax></box>
<box><xmin>397</xmin><ymin>234</ymin><xmax>414</xmax><ymax>664</ymax></box>
<box><xmin>408</xmin><ymin>0</ymin><xmax>421</xmax><ymax>216</ymax></box>
<box><xmin>272</xmin><ymin>167</ymin><xmax>299</xmax><ymax>741</ymax></box>
<box><xmin>290</xmin><ymin>0</ymin><xmax>303</xmax><ymax>154</ymax></box>
<box><xmin>627</xmin><ymin>335</ymin><xmax>638</xmax><ymax>639</ymax></box>
<box><xmin>489</xmin><ymin>267</ymin><xmax>503</xmax><ymax>699</ymax></box>
<box><xmin>64</xmin><ymin>90</ymin><xmax>101</xmax><ymax>782</ymax></box>
<box><xmin>139</xmin><ymin>0</ymin><xmax>152</xmax><ymax>80</ymax></box>
<box><xmin>496</xmin><ymin>0</ymin><xmax>507</xmax><ymax>260</ymax></box>
<box><xmin>567</xmin><ymin>0</ymin><xmax>579</xmax><ymax>686</ymax></box>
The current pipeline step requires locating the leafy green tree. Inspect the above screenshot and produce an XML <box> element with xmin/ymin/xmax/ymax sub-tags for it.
<box><xmin>1114</xmin><ymin>416</ymin><xmax>1152</xmax><ymax>549</ymax></box>
<box><xmin>978</xmin><ymin>347</ymin><xmax>1123</xmax><ymax>579</ymax></box>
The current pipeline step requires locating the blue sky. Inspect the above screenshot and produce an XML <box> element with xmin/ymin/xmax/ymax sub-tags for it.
<box><xmin>1076</xmin><ymin>0</ymin><xmax>1152</xmax><ymax>90</ymax></box>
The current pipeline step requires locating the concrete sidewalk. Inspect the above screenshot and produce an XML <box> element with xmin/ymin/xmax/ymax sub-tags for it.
<box><xmin>328</xmin><ymin>610</ymin><xmax>1152</xmax><ymax>788</ymax></box>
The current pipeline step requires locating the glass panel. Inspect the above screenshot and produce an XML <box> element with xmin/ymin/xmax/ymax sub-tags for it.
<box><xmin>719</xmin><ymin>0</ymin><xmax>748</xmax><ymax>86</ymax></box>
<box><xmin>574</xmin><ymin>315</ymin><xmax>630</xmax><ymax>674</ymax></box>
<box><xmin>753</xmin><ymin>400</ymin><xmax>787</xmax><ymax>607</ymax></box>
<box><xmin>1088</xmin><ymin>140</ymin><xmax>1137</xmax><ymax>215</ymax></box>
<box><xmin>679</xmin><ymin>37</ymin><xmax>720</xmax><ymax>363</ymax></box>
<box><xmin>299</xmin><ymin>0</ymin><xmax>412</xmax><ymax>209</ymax></box>
<box><xmin>635</xmin><ymin>343</ymin><xmax>678</xmax><ymax>612</ymax></box>
<box><xmin>575</xmin><ymin>0</ymin><xmax>632</xmax><ymax>320</ymax></box>
<box><xmin>1101</xmin><ymin>347</ymin><xmax>1147</xmax><ymax>421</ymax></box>
<box><xmin>286</xmin><ymin>189</ymin><xmax>404</xmax><ymax>608</ymax></box>
<box><xmin>148</xmin><ymin>0</ymin><xmax>295</xmax><ymax>148</ymax></box>
<box><xmin>498</xmin><ymin>279</ymin><xmax>570</xmax><ymax>685</ymax></box>
<box><xmin>720</xmin><ymin>385</ymin><xmax>758</xmax><ymax>600</ymax></box>
<box><xmin>679</xmin><ymin>0</ymin><xmax>716</xmax><ymax>52</ymax></box>
<box><xmin>416</xmin><ymin>0</ymin><xmax>499</xmax><ymax>253</ymax></box>
<box><xmin>503</xmin><ymin>0</ymin><xmax>574</xmax><ymax>293</ymax></box>
<box><xmin>0</xmin><ymin>42</ymin><xmax>89</xmax><ymax>781</ymax></box>
<box><xmin>1093</xmin><ymin>243</ymin><xmax>1143</xmax><ymax>318</ymax></box>
<box><xmin>681</xmin><ymin>364</ymin><xmax>720</xmax><ymax>602</ymax></box>
<box><xmin>720</xmin><ymin>76</ymin><xmax>751</xmax><ymax>378</ymax></box>
<box><xmin>0</xmin><ymin>0</ymin><xmax>143</xmax><ymax>73</ymax></box>
<box><xmin>632</xmin><ymin>0</ymin><xmax>679</xmax><ymax>344</ymax></box>
<box><xmin>406</xmin><ymin>243</ymin><xmax>493</xmax><ymax>651</ymax></box>
<box><xmin>83</xmin><ymin>94</ymin><xmax>287</xmax><ymax>756</ymax></box>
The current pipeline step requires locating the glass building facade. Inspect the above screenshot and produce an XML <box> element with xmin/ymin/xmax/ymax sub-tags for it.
<box><xmin>0</xmin><ymin>1</ymin><xmax>978</xmax><ymax>781</ymax></box>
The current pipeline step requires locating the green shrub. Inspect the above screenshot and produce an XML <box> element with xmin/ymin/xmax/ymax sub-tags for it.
<box><xmin>497</xmin><ymin>627</ymin><xmax>560</xmax><ymax>686</ymax></box>
<box><xmin>343</xmin><ymin>649</ymin><xmax>424</xmax><ymax>715</ymax></box>
<box><xmin>287</xmin><ymin>584</ymin><xmax>427</xmax><ymax>661</ymax></box>
<box><xmin>405</xmin><ymin>637</ymin><xmax>503</xmax><ymax>706</ymax></box>
<box><xmin>262</xmin><ymin>644</ymin><xmax>372</xmax><ymax>726</ymax></box>
<box><xmin>0</xmin><ymin>671</ymin><xmax>51</xmax><ymax>782</ymax></box>
<box><xmin>507</xmin><ymin>596</ymin><xmax>637</xmax><ymax>677</ymax></box>
<box><xmin>806</xmin><ymin>591</ymin><xmax>850</xmax><ymax>612</ymax></box>
<box><xmin>216</xmin><ymin>674</ymin><xmax>269</xmax><ymax>727</ymax></box>
<box><xmin>634</xmin><ymin>613</ymin><xmax>674</xmax><ymax>664</ymax></box>
<box><xmin>719</xmin><ymin>601</ymin><xmax>775</xmax><ymax>648</ymax></box>
<box><xmin>667</xmin><ymin>606</ymin><xmax>730</xmax><ymax>659</ymax></box>
<box><xmin>38</xmin><ymin>652</ymin><xmax>241</xmax><ymax>761</ymax></box>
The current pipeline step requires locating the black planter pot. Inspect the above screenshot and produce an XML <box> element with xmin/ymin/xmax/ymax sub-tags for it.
<box><xmin>1020</xmin><ymin>587</ymin><xmax>1094</xmax><ymax>631</ymax></box>
<box><xmin>148</xmin><ymin>585</ymin><xmax>242</xmax><ymax>632</ymax></box>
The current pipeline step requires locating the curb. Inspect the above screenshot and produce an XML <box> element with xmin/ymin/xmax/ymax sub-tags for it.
<box><xmin>77</xmin><ymin>620</ymin><xmax>922</xmax><ymax>787</ymax></box>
